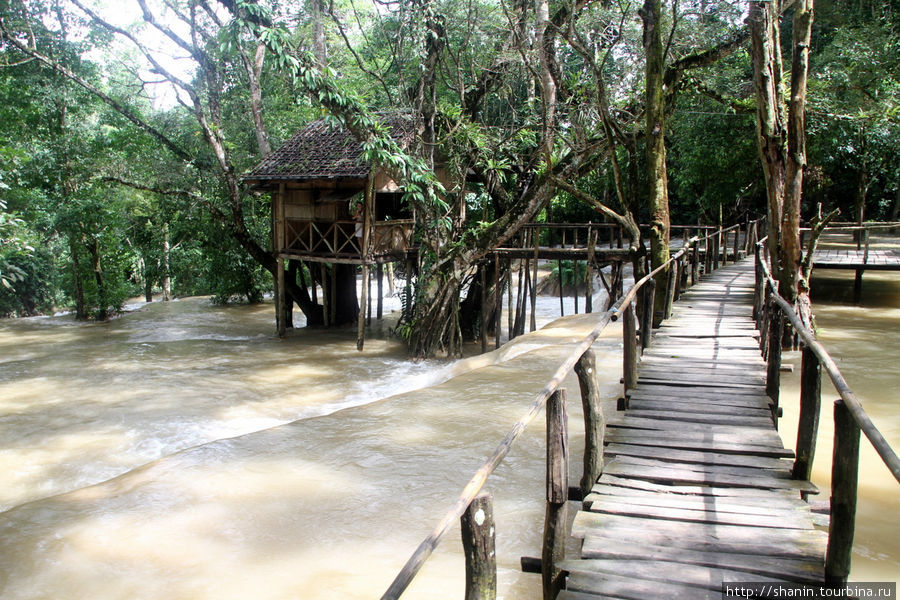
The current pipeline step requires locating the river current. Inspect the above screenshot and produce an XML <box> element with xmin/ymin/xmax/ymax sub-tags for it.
<box><xmin>0</xmin><ymin>253</ymin><xmax>897</xmax><ymax>598</ymax></box>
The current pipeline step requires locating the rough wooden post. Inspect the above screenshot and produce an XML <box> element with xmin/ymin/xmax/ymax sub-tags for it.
<box><xmin>623</xmin><ymin>301</ymin><xmax>638</xmax><ymax>395</ymax></box>
<box><xmin>765</xmin><ymin>299</ymin><xmax>784</xmax><ymax>427</ymax></box>
<box><xmin>531</xmin><ymin>229</ymin><xmax>539</xmax><ymax>331</ymax></box>
<box><xmin>664</xmin><ymin>262</ymin><xmax>677</xmax><ymax>320</ymax></box>
<box><xmin>713</xmin><ymin>229</ymin><xmax>721</xmax><ymax>270</ymax></box>
<box><xmin>357</xmin><ymin>263</ymin><xmax>369</xmax><ymax>351</ymax></box>
<box><xmin>853</xmin><ymin>228</ymin><xmax>870</xmax><ymax>303</ymax></box>
<box><xmin>274</xmin><ymin>184</ymin><xmax>287</xmax><ymax>337</ymax></box>
<box><xmin>640</xmin><ymin>278</ymin><xmax>656</xmax><ymax>351</ymax></box>
<box><xmin>461</xmin><ymin>492</ymin><xmax>497</xmax><ymax>600</ymax></box>
<box><xmin>367</xmin><ymin>264</ymin><xmax>373</xmax><ymax>326</ymax></box>
<box><xmin>691</xmin><ymin>240</ymin><xmax>700</xmax><ymax>285</ymax></box>
<box><xmin>376</xmin><ymin>263</ymin><xmax>384</xmax><ymax>320</ymax></box>
<box><xmin>480</xmin><ymin>265</ymin><xmax>488</xmax><ymax>354</ymax></box>
<box><xmin>753</xmin><ymin>244</ymin><xmax>764</xmax><ymax>326</ymax></box>
<box><xmin>557</xmin><ymin>260</ymin><xmax>565</xmax><ymax>316</ymax></box>
<box><xmin>543</xmin><ymin>389</ymin><xmax>568</xmax><ymax>600</ymax></box>
<box><xmin>575</xmin><ymin>350</ymin><xmax>605</xmax><ymax>498</ymax></box>
<box><xmin>825</xmin><ymin>399</ymin><xmax>861</xmax><ymax>584</ymax></box>
<box><xmin>733</xmin><ymin>224</ymin><xmax>741</xmax><ymax>260</ymax></box>
<box><xmin>760</xmin><ymin>285</ymin><xmax>771</xmax><ymax>357</ymax></box>
<box><xmin>793</xmin><ymin>345</ymin><xmax>821</xmax><ymax>490</ymax></box>
<box><xmin>704</xmin><ymin>235</ymin><xmax>713</xmax><ymax>274</ymax></box>
<box><xmin>321</xmin><ymin>264</ymin><xmax>330</xmax><ymax>328</ymax></box>
<box><xmin>495</xmin><ymin>254</ymin><xmax>502</xmax><ymax>349</ymax></box>
<box><xmin>276</xmin><ymin>257</ymin><xmax>286</xmax><ymax>337</ymax></box>
<box><xmin>404</xmin><ymin>257</ymin><xmax>413</xmax><ymax>322</ymax></box>
<box><xmin>507</xmin><ymin>258</ymin><xmax>515</xmax><ymax>340</ymax></box>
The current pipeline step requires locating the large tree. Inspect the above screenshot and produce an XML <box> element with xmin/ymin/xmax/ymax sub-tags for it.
<box><xmin>748</xmin><ymin>0</ymin><xmax>814</xmax><ymax>302</ymax></box>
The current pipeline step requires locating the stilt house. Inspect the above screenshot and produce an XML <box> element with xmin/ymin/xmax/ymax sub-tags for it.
<box><xmin>243</xmin><ymin>115</ymin><xmax>422</xmax><ymax>347</ymax></box>
<box><xmin>244</xmin><ymin>116</ymin><xmax>418</xmax><ymax>265</ymax></box>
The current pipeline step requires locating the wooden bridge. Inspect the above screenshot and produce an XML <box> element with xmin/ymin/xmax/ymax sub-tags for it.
<box><xmin>378</xmin><ymin>226</ymin><xmax>900</xmax><ymax>600</ymax></box>
<box><xmin>560</xmin><ymin>261</ymin><xmax>826</xmax><ymax>598</ymax></box>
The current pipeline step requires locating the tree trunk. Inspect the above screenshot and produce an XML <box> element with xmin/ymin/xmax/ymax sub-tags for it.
<box><xmin>142</xmin><ymin>256</ymin><xmax>153</xmax><ymax>302</ymax></box>
<box><xmin>750</xmin><ymin>0</ymin><xmax>814</xmax><ymax>304</ymax></box>
<box><xmin>750</xmin><ymin>1</ymin><xmax>788</xmax><ymax>283</ymax></box>
<box><xmin>311</xmin><ymin>0</ymin><xmax>327</xmax><ymax>69</ymax></box>
<box><xmin>68</xmin><ymin>235</ymin><xmax>87</xmax><ymax>320</ymax></box>
<box><xmin>162</xmin><ymin>222</ymin><xmax>171</xmax><ymax>301</ymax></box>
<box><xmin>86</xmin><ymin>236</ymin><xmax>107</xmax><ymax>321</ymax></box>
<box><xmin>782</xmin><ymin>0</ymin><xmax>814</xmax><ymax>303</ymax></box>
<box><xmin>890</xmin><ymin>186</ymin><xmax>900</xmax><ymax>222</ymax></box>
<box><xmin>641</xmin><ymin>0</ymin><xmax>671</xmax><ymax>322</ymax></box>
<box><xmin>408</xmin><ymin>260</ymin><xmax>464</xmax><ymax>357</ymax></box>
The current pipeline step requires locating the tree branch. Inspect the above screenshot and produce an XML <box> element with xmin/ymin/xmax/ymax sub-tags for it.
<box><xmin>0</xmin><ymin>19</ymin><xmax>193</xmax><ymax>163</ymax></box>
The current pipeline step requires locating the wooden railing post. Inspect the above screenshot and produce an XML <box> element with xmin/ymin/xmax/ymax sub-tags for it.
<box><xmin>733</xmin><ymin>224</ymin><xmax>741</xmax><ymax>260</ymax></box>
<box><xmin>713</xmin><ymin>228</ymin><xmax>721</xmax><ymax>270</ymax></box>
<box><xmin>825</xmin><ymin>399</ymin><xmax>861</xmax><ymax>584</ymax></box>
<box><xmin>691</xmin><ymin>240</ymin><xmax>700</xmax><ymax>285</ymax></box>
<box><xmin>543</xmin><ymin>389</ymin><xmax>568</xmax><ymax>600</ymax></box>
<box><xmin>481</xmin><ymin>265</ymin><xmax>488</xmax><ymax>354</ymax></box>
<box><xmin>640</xmin><ymin>277</ymin><xmax>656</xmax><ymax>351</ymax></box>
<box><xmin>853</xmin><ymin>228</ymin><xmax>870</xmax><ymax>303</ymax></box>
<box><xmin>623</xmin><ymin>301</ymin><xmax>638</xmax><ymax>395</ymax></box>
<box><xmin>793</xmin><ymin>345</ymin><xmax>821</xmax><ymax>491</ymax></box>
<box><xmin>462</xmin><ymin>492</ymin><xmax>497</xmax><ymax>600</ymax></box>
<box><xmin>753</xmin><ymin>244</ymin><xmax>764</xmax><ymax>327</ymax></box>
<box><xmin>664</xmin><ymin>262</ymin><xmax>677</xmax><ymax>319</ymax></box>
<box><xmin>575</xmin><ymin>350</ymin><xmax>605</xmax><ymax>498</ymax></box>
<box><xmin>765</xmin><ymin>298</ymin><xmax>783</xmax><ymax>426</ymax></box>
<box><xmin>705</xmin><ymin>235</ymin><xmax>713</xmax><ymax>274</ymax></box>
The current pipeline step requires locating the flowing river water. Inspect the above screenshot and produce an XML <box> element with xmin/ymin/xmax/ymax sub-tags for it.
<box><xmin>0</xmin><ymin>251</ymin><xmax>897</xmax><ymax>598</ymax></box>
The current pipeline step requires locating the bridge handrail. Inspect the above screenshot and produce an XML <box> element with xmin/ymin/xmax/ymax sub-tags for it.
<box><xmin>755</xmin><ymin>239</ymin><xmax>900</xmax><ymax>482</ymax></box>
<box><xmin>802</xmin><ymin>221</ymin><xmax>900</xmax><ymax>232</ymax></box>
<box><xmin>379</xmin><ymin>295</ymin><xmax>619</xmax><ymax>600</ymax></box>
<box><xmin>379</xmin><ymin>226</ymin><xmax>730</xmax><ymax>599</ymax></box>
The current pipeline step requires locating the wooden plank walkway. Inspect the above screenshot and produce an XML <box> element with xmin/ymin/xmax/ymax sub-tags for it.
<box><xmin>560</xmin><ymin>259</ymin><xmax>827</xmax><ymax>600</ymax></box>
<box><xmin>812</xmin><ymin>248</ymin><xmax>900</xmax><ymax>270</ymax></box>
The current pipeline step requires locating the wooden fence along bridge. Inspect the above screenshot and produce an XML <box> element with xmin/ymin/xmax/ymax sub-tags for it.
<box><xmin>379</xmin><ymin>222</ymin><xmax>900</xmax><ymax>600</ymax></box>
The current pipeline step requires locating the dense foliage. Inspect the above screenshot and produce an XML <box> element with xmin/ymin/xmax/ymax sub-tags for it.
<box><xmin>0</xmin><ymin>1</ymin><xmax>896</xmax><ymax>350</ymax></box>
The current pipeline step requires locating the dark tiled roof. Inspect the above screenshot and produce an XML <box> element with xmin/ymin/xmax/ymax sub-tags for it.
<box><xmin>244</xmin><ymin>115</ymin><xmax>416</xmax><ymax>182</ymax></box>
